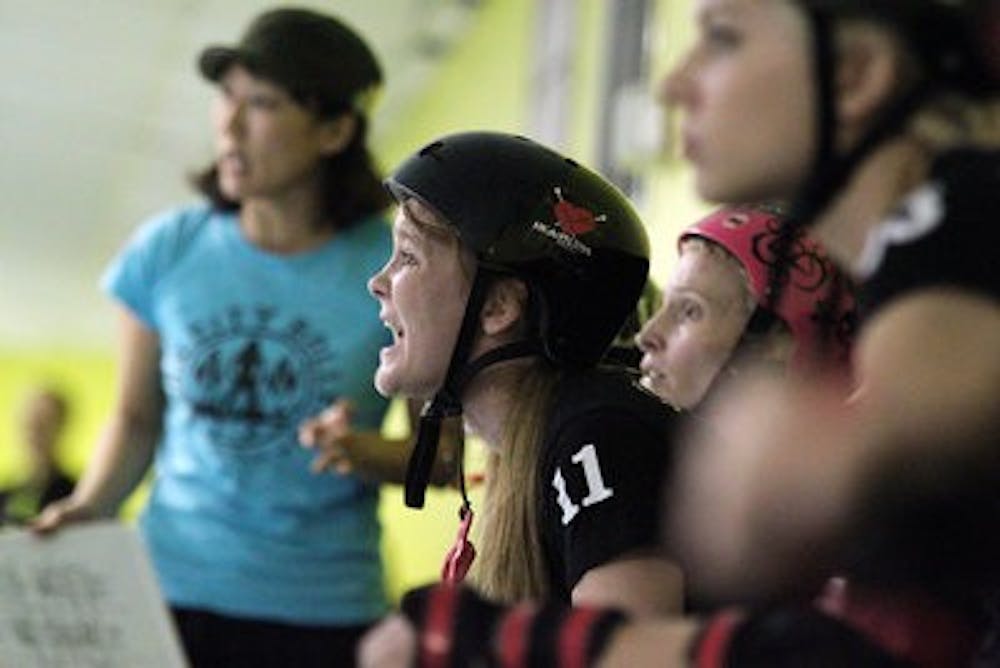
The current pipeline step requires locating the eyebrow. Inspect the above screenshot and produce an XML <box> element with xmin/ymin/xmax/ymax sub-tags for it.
<box><xmin>400</xmin><ymin>199</ymin><xmax>439</xmax><ymax>227</ymax></box>
<box><xmin>697</xmin><ymin>0</ymin><xmax>744</xmax><ymax>24</ymax></box>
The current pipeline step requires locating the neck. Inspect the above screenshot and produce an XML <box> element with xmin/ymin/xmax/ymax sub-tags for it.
<box><xmin>810</xmin><ymin>137</ymin><xmax>931</xmax><ymax>275</ymax></box>
<box><xmin>239</xmin><ymin>186</ymin><xmax>333</xmax><ymax>254</ymax></box>
<box><xmin>460</xmin><ymin>357</ymin><xmax>537</xmax><ymax>450</ymax></box>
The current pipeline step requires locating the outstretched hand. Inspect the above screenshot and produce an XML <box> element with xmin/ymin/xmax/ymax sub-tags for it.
<box><xmin>299</xmin><ymin>399</ymin><xmax>368</xmax><ymax>475</ymax></box>
<box><xmin>30</xmin><ymin>496</ymin><xmax>102</xmax><ymax>535</ymax></box>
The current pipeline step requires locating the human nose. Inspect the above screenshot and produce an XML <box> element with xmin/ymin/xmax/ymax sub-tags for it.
<box><xmin>636</xmin><ymin>307</ymin><xmax>668</xmax><ymax>353</ymax></box>
<box><xmin>368</xmin><ymin>263</ymin><xmax>389</xmax><ymax>300</ymax></box>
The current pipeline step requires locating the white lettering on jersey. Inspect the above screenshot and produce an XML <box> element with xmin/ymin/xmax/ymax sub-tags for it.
<box><xmin>552</xmin><ymin>443</ymin><xmax>615</xmax><ymax>526</ymax></box>
<box><xmin>552</xmin><ymin>467</ymin><xmax>579</xmax><ymax>525</ymax></box>
<box><xmin>855</xmin><ymin>183</ymin><xmax>944</xmax><ymax>280</ymax></box>
<box><xmin>572</xmin><ymin>444</ymin><xmax>615</xmax><ymax>506</ymax></box>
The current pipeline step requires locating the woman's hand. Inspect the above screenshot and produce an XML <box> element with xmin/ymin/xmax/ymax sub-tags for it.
<box><xmin>31</xmin><ymin>495</ymin><xmax>104</xmax><ymax>534</ymax></box>
<box><xmin>299</xmin><ymin>399</ymin><xmax>362</xmax><ymax>475</ymax></box>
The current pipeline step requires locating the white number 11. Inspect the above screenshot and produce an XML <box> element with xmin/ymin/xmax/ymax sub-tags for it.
<box><xmin>552</xmin><ymin>443</ymin><xmax>615</xmax><ymax>526</ymax></box>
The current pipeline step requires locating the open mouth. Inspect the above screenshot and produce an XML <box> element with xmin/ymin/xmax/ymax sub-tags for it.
<box><xmin>383</xmin><ymin>319</ymin><xmax>404</xmax><ymax>342</ymax></box>
<box><xmin>218</xmin><ymin>150</ymin><xmax>247</xmax><ymax>174</ymax></box>
<box><xmin>639</xmin><ymin>370</ymin><xmax>662</xmax><ymax>389</ymax></box>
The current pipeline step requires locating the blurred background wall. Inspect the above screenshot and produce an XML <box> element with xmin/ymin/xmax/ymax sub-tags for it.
<box><xmin>0</xmin><ymin>0</ymin><xmax>705</xmax><ymax>599</ymax></box>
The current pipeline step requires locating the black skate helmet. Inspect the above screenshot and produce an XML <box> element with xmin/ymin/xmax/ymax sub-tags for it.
<box><xmin>386</xmin><ymin>131</ymin><xmax>650</xmax><ymax>506</ymax></box>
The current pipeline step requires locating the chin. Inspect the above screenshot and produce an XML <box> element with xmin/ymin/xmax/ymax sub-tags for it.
<box><xmin>373</xmin><ymin>369</ymin><xmax>399</xmax><ymax>398</ymax></box>
<box><xmin>374</xmin><ymin>368</ymin><xmax>437</xmax><ymax>401</ymax></box>
<box><xmin>218</xmin><ymin>181</ymin><xmax>244</xmax><ymax>202</ymax></box>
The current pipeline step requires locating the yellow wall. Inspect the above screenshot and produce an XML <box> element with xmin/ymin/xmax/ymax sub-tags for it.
<box><xmin>645</xmin><ymin>0</ymin><xmax>711</xmax><ymax>286</ymax></box>
<box><xmin>374</xmin><ymin>0</ymin><xmax>534</xmax><ymax>168</ymax></box>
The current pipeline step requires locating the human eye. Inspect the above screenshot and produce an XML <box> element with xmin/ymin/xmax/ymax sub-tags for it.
<box><xmin>680</xmin><ymin>299</ymin><xmax>703</xmax><ymax>321</ymax></box>
<box><xmin>705</xmin><ymin>22</ymin><xmax>741</xmax><ymax>49</ymax></box>
<box><xmin>698</xmin><ymin>12</ymin><xmax>742</xmax><ymax>52</ymax></box>
<box><xmin>389</xmin><ymin>237</ymin><xmax>419</xmax><ymax>268</ymax></box>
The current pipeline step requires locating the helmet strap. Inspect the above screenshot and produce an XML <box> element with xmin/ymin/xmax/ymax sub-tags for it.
<box><xmin>764</xmin><ymin>7</ymin><xmax>931</xmax><ymax>362</ymax></box>
<box><xmin>404</xmin><ymin>269</ymin><xmax>543</xmax><ymax>508</ymax></box>
<box><xmin>404</xmin><ymin>269</ymin><xmax>491</xmax><ymax>508</ymax></box>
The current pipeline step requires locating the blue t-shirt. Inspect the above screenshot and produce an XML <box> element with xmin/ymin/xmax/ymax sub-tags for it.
<box><xmin>102</xmin><ymin>204</ymin><xmax>393</xmax><ymax>625</ymax></box>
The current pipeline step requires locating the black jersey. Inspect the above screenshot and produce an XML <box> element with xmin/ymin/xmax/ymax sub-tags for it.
<box><xmin>857</xmin><ymin>148</ymin><xmax>1000</xmax><ymax>319</ymax></box>
<box><xmin>842</xmin><ymin>148</ymin><xmax>1000</xmax><ymax>665</ymax></box>
<box><xmin>536</xmin><ymin>367</ymin><xmax>678</xmax><ymax>602</ymax></box>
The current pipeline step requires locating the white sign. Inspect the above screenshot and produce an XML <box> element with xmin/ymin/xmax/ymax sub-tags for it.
<box><xmin>0</xmin><ymin>522</ymin><xmax>187</xmax><ymax>668</ymax></box>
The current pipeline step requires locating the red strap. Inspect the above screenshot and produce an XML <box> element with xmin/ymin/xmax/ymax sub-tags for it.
<box><xmin>557</xmin><ymin>607</ymin><xmax>605</xmax><ymax>668</ymax></box>
<box><xmin>420</xmin><ymin>585</ymin><xmax>460</xmax><ymax>668</ymax></box>
<box><xmin>495</xmin><ymin>603</ymin><xmax>537</xmax><ymax>668</ymax></box>
<box><xmin>441</xmin><ymin>507</ymin><xmax>476</xmax><ymax>584</ymax></box>
<box><xmin>693</xmin><ymin>609</ymin><xmax>744</xmax><ymax>668</ymax></box>
<box><xmin>816</xmin><ymin>577</ymin><xmax>978</xmax><ymax>668</ymax></box>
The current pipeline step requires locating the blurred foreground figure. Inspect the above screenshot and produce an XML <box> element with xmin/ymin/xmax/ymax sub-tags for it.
<box><xmin>662</xmin><ymin>0</ymin><xmax>1000</xmax><ymax>664</ymax></box>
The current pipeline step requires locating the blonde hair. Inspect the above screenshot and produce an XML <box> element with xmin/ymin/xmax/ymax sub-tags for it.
<box><xmin>470</xmin><ymin>359</ymin><xmax>561</xmax><ymax>603</ymax></box>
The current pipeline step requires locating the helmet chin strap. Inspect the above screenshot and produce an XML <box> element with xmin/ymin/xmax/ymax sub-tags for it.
<box><xmin>766</xmin><ymin>8</ymin><xmax>931</xmax><ymax>359</ymax></box>
<box><xmin>404</xmin><ymin>268</ymin><xmax>543</xmax><ymax>509</ymax></box>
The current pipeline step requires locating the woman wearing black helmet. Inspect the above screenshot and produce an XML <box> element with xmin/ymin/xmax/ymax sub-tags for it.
<box><xmin>359</xmin><ymin>1</ymin><xmax>998</xmax><ymax>666</ymax></box>
<box><xmin>366</xmin><ymin>131</ymin><xmax>685</xmax><ymax>623</ymax></box>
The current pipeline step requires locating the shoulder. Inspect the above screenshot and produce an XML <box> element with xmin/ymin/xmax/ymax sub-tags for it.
<box><xmin>548</xmin><ymin>367</ymin><xmax>674</xmax><ymax>435</ymax></box>
<box><xmin>127</xmin><ymin>203</ymin><xmax>219</xmax><ymax>253</ymax></box>
<box><xmin>858</xmin><ymin>148</ymin><xmax>1000</xmax><ymax>317</ymax></box>
<box><xmin>542</xmin><ymin>368</ymin><xmax>676</xmax><ymax>476</ymax></box>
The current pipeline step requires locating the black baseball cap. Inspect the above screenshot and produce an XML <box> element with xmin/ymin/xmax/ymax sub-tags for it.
<box><xmin>198</xmin><ymin>7</ymin><xmax>383</xmax><ymax>115</ymax></box>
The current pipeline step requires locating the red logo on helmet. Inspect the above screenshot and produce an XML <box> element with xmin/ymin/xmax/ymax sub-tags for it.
<box><xmin>553</xmin><ymin>187</ymin><xmax>605</xmax><ymax>236</ymax></box>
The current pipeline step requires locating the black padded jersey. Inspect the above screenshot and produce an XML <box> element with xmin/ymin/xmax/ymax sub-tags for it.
<box><xmin>537</xmin><ymin>367</ymin><xmax>679</xmax><ymax>602</ymax></box>
<box><xmin>846</xmin><ymin>148</ymin><xmax>1000</xmax><ymax>661</ymax></box>
<box><xmin>849</xmin><ymin>147</ymin><xmax>1000</xmax><ymax>603</ymax></box>
<box><xmin>857</xmin><ymin>148</ymin><xmax>1000</xmax><ymax>321</ymax></box>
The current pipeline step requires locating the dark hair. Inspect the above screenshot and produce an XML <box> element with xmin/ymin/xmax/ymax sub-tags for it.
<box><xmin>190</xmin><ymin>102</ymin><xmax>390</xmax><ymax>231</ymax></box>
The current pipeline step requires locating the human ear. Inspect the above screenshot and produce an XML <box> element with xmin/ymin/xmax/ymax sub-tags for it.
<box><xmin>480</xmin><ymin>279</ymin><xmax>529</xmax><ymax>337</ymax></box>
<box><xmin>834</xmin><ymin>24</ymin><xmax>906</xmax><ymax>131</ymax></box>
<box><xmin>318</xmin><ymin>113</ymin><xmax>357</xmax><ymax>156</ymax></box>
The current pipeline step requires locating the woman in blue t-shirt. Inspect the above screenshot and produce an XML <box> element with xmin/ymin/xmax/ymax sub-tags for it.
<box><xmin>32</xmin><ymin>8</ymin><xmax>455</xmax><ymax>668</ymax></box>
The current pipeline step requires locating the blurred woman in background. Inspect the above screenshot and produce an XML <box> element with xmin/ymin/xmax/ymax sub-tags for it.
<box><xmin>33</xmin><ymin>8</ymin><xmax>420</xmax><ymax>667</ymax></box>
